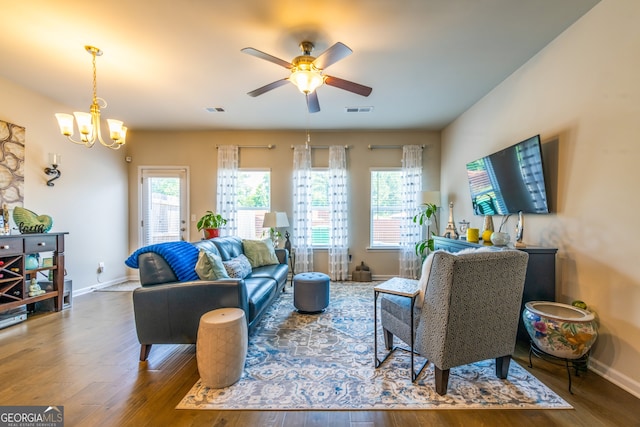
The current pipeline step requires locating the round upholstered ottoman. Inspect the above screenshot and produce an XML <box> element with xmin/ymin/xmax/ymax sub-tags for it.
<box><xmin>196</xmin><ymin>308</ymin><xmax>248</xmax><ymax>388</ymax></box>
<box><xmin>293</xmin><ymin>272</ymin><xmax>330</xmax><ymax>313</ymax></box>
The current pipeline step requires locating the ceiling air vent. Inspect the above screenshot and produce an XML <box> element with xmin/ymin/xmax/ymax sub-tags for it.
<box><xmin>345</xmin><ymin>106</ymin><xmax>373</xmax><ymax>113</ymax></box>
<box><xmin>205</xmin><ymin>107</ymin><xmax>226</xmax><ymax>113</ymax></box>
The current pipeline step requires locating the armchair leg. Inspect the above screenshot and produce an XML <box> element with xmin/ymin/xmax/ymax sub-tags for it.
<box><xmin>382</xmin><ymin>328</ymin><xmax>394</xmax><ymax>350</ymax></box>
<box><xmin>434</xmin><ymin>366</ymin><xmax>450</xmax><ymax>396</ymax></box>
<box><xmin>496</xmin><ymin>355</ymin><xmax>511</xmax><ymax>379</ymax></box>
<box><xmin>140</xmin><ymin>344</ymin><xmax>152</xmax><ymax>361</ymax></box>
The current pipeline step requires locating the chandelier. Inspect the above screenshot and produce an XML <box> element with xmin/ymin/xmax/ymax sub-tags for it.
<box><xmin>55</xmin><ymin>45</ymin><xmax>127</xmax><ymax>149</ymax></box>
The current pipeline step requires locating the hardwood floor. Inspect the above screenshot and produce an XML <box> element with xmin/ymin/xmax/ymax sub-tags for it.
<box><xmin>1</xmin><ymin>291</ymin><xmax>639</xmax><ymax>427</ymax></box>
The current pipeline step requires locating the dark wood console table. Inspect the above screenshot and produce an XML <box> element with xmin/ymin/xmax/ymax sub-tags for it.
<box><xmin>0</xmin><ymin>233</ymin><xmax>68</xmax><ymax>319</ymax></box>
<box><xmin>433</xmin><ymin>236</ymin><xmax>557</xmax><ymax>342</ymax></box>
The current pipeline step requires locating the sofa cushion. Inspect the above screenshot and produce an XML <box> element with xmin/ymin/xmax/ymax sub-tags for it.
<box><xmin>192</xmin><ymin>240</ymin><xmax>222</xmax><ymax>256</ymax></box>
<box><xmin>244</xmin><ymin>277</ymin><xmax>277</xmax><ymax>321</ymax></box>
<box><xmin>195</xmin><ymin>249</ymin><xmax>230</xmax><ymax>280</ymax></box>
<box><xmin>250</xmin><ymin>263</ymin><xmax>289</xmax><ymax>287</ymax></box>
<box><xmin>223</xmin><ymin>254</ymin><xmax>252</xmax><ymax>279</ymax></box>
<box><xmin>243</xmin><ymin>239</ymin><xmax>279</xmax><ymax>268</ymax></box>
<box><xmin>211</xmin><ymin>236</ymin><xmax>244</xmax><ymax>261</ymax></box>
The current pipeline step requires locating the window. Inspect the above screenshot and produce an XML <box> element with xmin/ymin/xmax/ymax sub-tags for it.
<box><xmin>370</xmin><ymin>169</ymin><xmax>403</xmax><ymax>247</ymax></box>
<box><xmin>236</xmin><ymin>170</ymin><xmax>270</xmax><ymax>239</ymax></box>
<box><xmin>311</xmin><ymin>170</ymin><xmax>329</xmax><ymax>246</ymax></box>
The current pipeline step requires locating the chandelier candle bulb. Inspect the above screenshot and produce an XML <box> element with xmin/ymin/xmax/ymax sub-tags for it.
<box><xmin>55</xmin><ymin>113</ymin><xmax>74</xmax><ymax>136</ymax></box>
<box><xmin>49</xmin><ymin>153</ymin><xmax>61</xmax><ymax>166</ymax></box>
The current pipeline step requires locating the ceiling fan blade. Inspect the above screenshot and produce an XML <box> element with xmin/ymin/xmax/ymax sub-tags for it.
<box><xmin>306</xmin><ymin>91</ymin><xmax>320</xmax><ymax>113</ymax></box>
<box><xmin>324</xmin><ymin>76</ymin><xmax>373</xmax><ymax>97</ymax></box>
<box><xmin>312</xmin><ymin>42</ymin><xmax>352</xmax><ymax>70</ymax></box>
<box><xmin>247</xmin><ymin>78</ymin><xmax>290</xmax><ymax>97</ymax></box>
<box><xmin>241</xmin><ymin>47</ymin><xmax>292</xmax><ymax>69</ymax></box>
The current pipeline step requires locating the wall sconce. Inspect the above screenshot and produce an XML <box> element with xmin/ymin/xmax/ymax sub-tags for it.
<box><xmin>44</xmin><ymin>153</ymin><xmax>61</xmax><ymax>186</ymax></box>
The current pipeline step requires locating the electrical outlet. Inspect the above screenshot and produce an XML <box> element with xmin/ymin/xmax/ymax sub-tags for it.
<box><xmin>98</xmin><ymin>262</ymin><xmax>105</xmax><ymax>273</ymax></box>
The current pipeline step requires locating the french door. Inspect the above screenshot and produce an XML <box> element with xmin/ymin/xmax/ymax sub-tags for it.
<box><xmin>139</xmin><ymin>167</ymin><xmax>189</xmax><ymax>246</ymax></box>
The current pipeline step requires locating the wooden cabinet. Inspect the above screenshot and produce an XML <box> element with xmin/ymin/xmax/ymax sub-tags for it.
<box><xmin>433</xmin><ymin>236</ymin><xmax>557</xmax><ymax>342</ymax></box>
<box><xmin>0</xmin><ymin>233</ymin><xmax>67</xmax><ymax>317</ymax></box>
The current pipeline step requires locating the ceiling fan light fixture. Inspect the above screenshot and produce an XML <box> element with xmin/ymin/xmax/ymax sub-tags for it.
<box><xmin>290</xmin><ymin>68</ymin><xmax>324</xmax><ymax>94</ymax></box>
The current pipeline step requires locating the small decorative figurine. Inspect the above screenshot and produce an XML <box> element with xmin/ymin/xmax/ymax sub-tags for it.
<box><xmin>28</xmin><ymin>278</ymin><xmax>46</xmax><ymax>297</ymax></box>
<box><xmin>442</xmin><ymin>202</ymin><xmax>459</xmax><ymax>239</ymax></box>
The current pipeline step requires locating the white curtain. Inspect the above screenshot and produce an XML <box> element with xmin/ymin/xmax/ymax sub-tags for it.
<box><xmin>292</xmin><ymin>145</ymin><xmax>313</xmax><ymax>272</ymax></box>
<box><xmin>399</xmin><ymin>145</ymin><xmax>423</xmax><ymax>278</ymax></box>
<box><xmin>328</xmin><ymin>145</ymin><xmax>349</xmax><ymax>280</ymax></box>
<box><xmin>216</xmin><ymin>145</ymin><xmax>238</xmax><ymax>236</ymax></box>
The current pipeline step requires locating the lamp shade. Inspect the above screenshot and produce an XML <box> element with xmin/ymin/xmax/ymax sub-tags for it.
<box><xmin>419</xmin><ymin>191</ymin><xmax>441</xmax><ymax>207</ymax></box>
<box><xmin>263</xmin><ymin>211</ymin><xmax>289</xmax><ymax>228</ymax></box>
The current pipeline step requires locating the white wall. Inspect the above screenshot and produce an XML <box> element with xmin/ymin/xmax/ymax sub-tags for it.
<box><xmin>125</xmin><ymin>130</ymin><xmax>441</xmax><ymax>278</ymax></box>
<box><xmin>0</xmin><ymin>75</ymin><xmax>129</xmax><ymax>294</ymax></box>
<box><xmin>441</xmin><ymin>0</ymin><xmax>640</xmax><ymax>396</ymax></box>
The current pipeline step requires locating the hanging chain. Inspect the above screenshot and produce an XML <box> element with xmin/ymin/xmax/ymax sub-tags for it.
<box><xmin>91</xmin><ymin>50</ymin><xmax>98</xmax><ymax>106</ymax></box>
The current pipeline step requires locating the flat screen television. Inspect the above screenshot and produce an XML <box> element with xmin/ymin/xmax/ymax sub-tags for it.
<box><xmin>466</xmin><ymin>135</ymin><xmax>549</xmax><ymax>215</ymax></box>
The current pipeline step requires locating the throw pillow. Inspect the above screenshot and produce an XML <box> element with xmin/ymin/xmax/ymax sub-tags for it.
<box><xmin>415</xmin><ymin>252</ymin><xmax>435</xmax><ymax>308</ymax></box>
<box><xmin>195</xmin><ymin>249</ymin><xmax>230</xmax><ymax>281</ymax></box>
<box><xmin>223</xmin><ymin>254</ymin><xmax>252</xmax><ymax>279</ymax></box>
<box><xmin>242</xmin><ymin>239</ymin><xmax>279</xmax><ymax>268</ymax></box>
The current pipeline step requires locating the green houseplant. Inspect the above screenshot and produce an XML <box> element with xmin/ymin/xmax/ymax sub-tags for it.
<box><xmin>413</xmin><ymin>202</ymin><xmax>439</xmax><ymax>257</ymax></box>
<box><xmin>196</xmin><ymin>211</ymin><xmax>228</xmax><ymax>239</ymax></box>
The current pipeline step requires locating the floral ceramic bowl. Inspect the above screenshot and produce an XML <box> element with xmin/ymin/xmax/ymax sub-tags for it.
<box><xmin>523</xmin><ymin>301</ymin><xmax>598</xmax><ymax>359</ymax></box>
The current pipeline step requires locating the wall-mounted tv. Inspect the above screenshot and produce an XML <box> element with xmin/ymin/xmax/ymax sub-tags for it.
<box><xmin>466</xmin><ymin>135</ymin><xmax>549</xmax><ymax>215</ymax></box>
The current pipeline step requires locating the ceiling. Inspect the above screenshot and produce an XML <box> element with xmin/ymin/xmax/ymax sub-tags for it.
<box><xmin>0</xmin><ymin>0</ymin><xmax>599</xmax><ymax>132</ymax></box>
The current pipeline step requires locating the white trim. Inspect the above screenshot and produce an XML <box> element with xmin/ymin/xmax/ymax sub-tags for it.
<box><xmin>589</xmin><ymin>357</ymin><xmax>640</xmax><ymax>399</ymax></box>
<box><xmin>72</xmin><ymin>275</ymin><xmax>132</xmax><ymax>296</ymax></box>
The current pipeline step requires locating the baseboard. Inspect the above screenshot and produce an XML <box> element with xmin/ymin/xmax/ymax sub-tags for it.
<box><xmin>73</xmin><ymin>275</ymin><xmax>132</xmax><ymax>297</ymax></box>
<box><xmin>371</xmin><ymin>275</ymin><xmax>395</xmax><ymax>281</ymax></box>
<box><xmin>589</xmin><ymin>357</ymin><xmax>640</xmax><ymax>399</ymax></box>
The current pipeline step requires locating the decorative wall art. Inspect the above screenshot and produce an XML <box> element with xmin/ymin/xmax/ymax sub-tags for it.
<box><xmin>0</xmin><ymin>120</ymin><xmax>25</xmax><ymax>233</ymax></box>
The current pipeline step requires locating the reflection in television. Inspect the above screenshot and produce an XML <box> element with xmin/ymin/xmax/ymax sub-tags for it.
<box><xmin>466</xmin><ymin>135</ymin><xmax>549</xmax><ymax>215</ymax></box>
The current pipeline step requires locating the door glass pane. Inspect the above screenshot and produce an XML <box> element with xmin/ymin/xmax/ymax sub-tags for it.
<box><xmin>140</xmin><ymin>168</ymin><xmax>188</xmax><ymax>246</ymax></box>
<box><xmin>145</xmin><ymin>177</ymin><xmax>182</xmax><ymax>244</ymax></box>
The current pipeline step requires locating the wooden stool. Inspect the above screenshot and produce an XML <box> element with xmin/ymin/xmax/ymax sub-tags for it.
<box><xmin>196</xmin><ymin>308</ymin><xmax>247</xmax><ymax>388</ymax></box>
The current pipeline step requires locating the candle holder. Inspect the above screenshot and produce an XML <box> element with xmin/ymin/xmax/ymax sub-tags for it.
<box><xmin>44</xmin><ymin>153</ymin><xmax>62</xmax><ymax>186</ymax></box>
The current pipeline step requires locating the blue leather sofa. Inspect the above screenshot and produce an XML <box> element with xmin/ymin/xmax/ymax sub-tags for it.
<box><xmin>130</xmin><ymin>236</ymin><xmax>289</xmax><ymax>361</ymax></box>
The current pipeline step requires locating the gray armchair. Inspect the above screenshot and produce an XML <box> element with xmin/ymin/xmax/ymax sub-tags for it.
<box><xmin>380</xmin><ymin>249</ymin><xmax>529</xmax><ymax>395</ymax></box>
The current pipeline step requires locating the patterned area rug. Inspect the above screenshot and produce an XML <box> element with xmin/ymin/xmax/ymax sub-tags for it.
<box><xmin>177</xmin><ymin>281</ymin><xmax>571</xmax><ymax>410</ymax></box>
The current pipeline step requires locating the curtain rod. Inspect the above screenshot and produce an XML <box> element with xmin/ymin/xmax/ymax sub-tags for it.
<box><xmin>367</xmin><ymin>144</ymin><xmax>425</xmax><ymax>150</ymax></box>
<box><xmin>290</xmin><ymin>145</ymin><xmax>351</xmax><ymax>149</ymax></box>
<box><xmin>216</xmin><ymin>144</ymin><xmax>274</xmax><ymax>149</ymax></box>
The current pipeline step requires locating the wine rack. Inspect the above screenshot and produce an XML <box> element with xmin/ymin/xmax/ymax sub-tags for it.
<box><xmin>0</xmin><ymin>233</ymin><xmax>67</xmax><ymax>316</ymax></box>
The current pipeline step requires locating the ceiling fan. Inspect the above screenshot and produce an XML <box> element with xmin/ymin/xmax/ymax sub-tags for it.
<box><xmin>241</xmin><ymin>41</ymin><xmax>372</xmax><ymax>113</ymax></box>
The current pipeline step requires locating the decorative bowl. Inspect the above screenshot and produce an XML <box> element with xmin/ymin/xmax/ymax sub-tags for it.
<box><xmin>490</xmin><ymin>231</ymin><xmax>510</xmax><ymax>246</ymax></box>
<box><xmin>523</xmin><ymin>301</ymin><xmax>598</xmax><ymax>359</ymax></box>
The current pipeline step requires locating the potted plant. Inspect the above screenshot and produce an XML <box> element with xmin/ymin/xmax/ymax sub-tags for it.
<box><xmin>196</xmin><ymin>211</ymin><xmax>228</xmax><ymax>239</ymax></box>
<box><xmin>413</xmin><ymin>202</ymin><xmax>439</xmax><ymax>257</ymax></box>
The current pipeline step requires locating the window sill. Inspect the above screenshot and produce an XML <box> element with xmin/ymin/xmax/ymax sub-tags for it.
<box><xmin>366</xmin><ymin>246</ymin><xmax>400</xmax><ymax>251</ymax></box>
